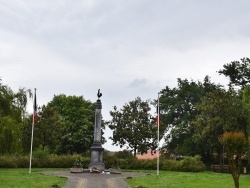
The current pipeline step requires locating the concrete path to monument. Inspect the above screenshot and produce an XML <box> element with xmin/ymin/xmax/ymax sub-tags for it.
<box><xmin>43</xmin><ymin>171</ymin><xmax>147</xmax><ymax>188</ymax></box>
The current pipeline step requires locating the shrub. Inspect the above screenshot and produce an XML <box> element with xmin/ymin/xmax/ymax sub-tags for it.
<box><xmin>16</xmin><ymin>156</ymin><xmax>29</xmax><ymax>168</ymax></box>
<box><xmin>179</xmin><ymin>155</ymin><xmax>205</xmax><ymax>172</ymax></box>
<box><xmin>0</xmin><ymin>156</ymin><xmax>18</xmax><ymax>168</ymax></box>
<box><xmin>161</xmin><ymin>159</ymin><xmax>181</xmax><ymax>171</ymax></box>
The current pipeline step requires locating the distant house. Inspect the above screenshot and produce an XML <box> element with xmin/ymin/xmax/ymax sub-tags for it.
<box><xmin>136</xmin><ymin>150</ymin><xmax>159</xmax><ymax>160</ymax></box>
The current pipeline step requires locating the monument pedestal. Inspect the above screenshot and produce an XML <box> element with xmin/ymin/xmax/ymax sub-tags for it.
<box><xmin>88</xmin><ymin>143</ymin><xmax>105</xmax><ymax>171</ymax></box>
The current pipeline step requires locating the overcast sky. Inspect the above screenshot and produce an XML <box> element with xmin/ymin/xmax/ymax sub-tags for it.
<box><xmin>1</xmin><ymin>0</ymin><xmax>250</xmax><ymax>151</ymax></box>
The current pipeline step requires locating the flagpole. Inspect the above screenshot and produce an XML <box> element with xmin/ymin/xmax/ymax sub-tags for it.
<box><xmin>157</xmin><ymin>92</ymin><xmax>160</xmax><ymax>176</ymax></box>
<box><xmin>29</xmin><ymin>88</ymin><xmax>36</xmax><ymax>174</ymax></box>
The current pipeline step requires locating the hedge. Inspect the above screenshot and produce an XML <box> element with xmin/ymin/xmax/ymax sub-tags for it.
<box><xmin>0</xmin><ymin>155</ymin><xmax>90</xmax><ymax>168</ymax></box>
<box><xmin>0</xmin><ymin>154</ymin><xmax>205</xmax><ymax>172</ymax></box>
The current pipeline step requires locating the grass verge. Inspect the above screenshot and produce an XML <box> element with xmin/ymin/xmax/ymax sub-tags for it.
<box><xmin>126</xmin><ymin>171</ymin><xmax>250</xmax><ymax>188</ymax></box>
<box><xmin>0</xmin><ymin>168</ymin><xmax>67</xmax><ymax>188</ymax></box>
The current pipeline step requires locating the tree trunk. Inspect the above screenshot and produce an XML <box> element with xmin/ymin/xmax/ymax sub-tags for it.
<box><xmin>233</xmin><ymin>176</ymin><xmax>239</xmax><ymax>188</ymax></box>
<box><xmin>229</xmin><ymin>156</ymin><xmax>240</xmax><ymax>188</ymax></box>
<box><xmin>133</xmin><ymin>146</ymin><xmax>137</xmax><ymax>157</ymax></box>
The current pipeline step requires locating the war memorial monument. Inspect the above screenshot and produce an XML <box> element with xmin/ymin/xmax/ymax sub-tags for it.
<box><xmin>88</xmin><ymin>89</ymin><xmax>105</xmax><ymax>171</ymax></box>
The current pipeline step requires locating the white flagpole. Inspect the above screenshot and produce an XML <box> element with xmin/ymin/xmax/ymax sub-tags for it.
<box><xmin>157</xmin><ymin>92</ymin><xmax>160</xmax><ymax>176</ymax></box>
<box><xmin>29</xmin><ymin>88</ymin><xmax>36</xmax><ymax>174</ymax></box>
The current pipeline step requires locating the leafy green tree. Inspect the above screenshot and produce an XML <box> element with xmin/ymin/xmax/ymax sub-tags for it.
<box><xmin>0</xmin><ymin>79</ymin><xmax>15</xmax><ymax>117</ymax></box>
<box><xmin>113</xmin><ymin>150</ymin><xmax>135</xmax><ymax>160</ymax></box>
<box><xmin>191</xmin><ymin>89</ymin><xmax>247</xmax><ymax>163</ymax></box>
<box><xmin>218</xmin><ymin>57</ymin><xmax>250</xmax><ymax>88</ymax></box>
<box><xmin>37</xmin><ymin>105</ymin><xmax>65</xmax><ymax>152</ymax></box>
<box><xmin>0</xmin><ymin>116</ymin><xmax>22</xmax><ymax>154</ymax></box>
<box><xmin>242</xmin><ymin>85</ymin><xmax>250</xmax><ymax>165</ymax></box>
<box><xmin>13</xmin><ymin>88</ymin><xmax>32</xmax><ymax>119</ymax></box>
<box><xmin>0</xmin><ymin>79</ymin><xmax>31</xmax><ymax>154</ymax></box>
<box><xmin>22</xmin><ymin>105</ymin><xmax>66</xmax><ymax>154</ymax></box>
<box><xmin>159</xmin><ymin>76</ymin><xmax>220</xmax><ymax>156</ymax></box>
<box><xmin>107</xmin><ymin>97</ymin><xmax>157</xmax><ymax>156</ymax></box>
<box><xmin>219</xmin><ymin>132</ymin><xmax>248</xmax><ymax>188</ymax></box>
<box><xmin>47</xmin><ymin>94</ymin><xmax>96</xmax><ymax>154</ymax></box>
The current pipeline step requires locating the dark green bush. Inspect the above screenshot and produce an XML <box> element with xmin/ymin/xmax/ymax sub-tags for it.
<box><xmin>113</xmin><ymin>150</ymin><xmax>134</xmax><ymax>160</ymax></box>
<box><xmin>16</xmin><ymin>156</ymin><xmax>29</xmax><ymax>168</ymax></box>
<box><xmin>0</xmin><ymin>156</ymin><xmax>18</xmax><ymax>168</ymax></box>
<box><xmin>0</xmin><ymin>154</ymin><xmax>90</xmax><ymax>168</ymax></box>
<box><xmin>179</xmin><ymin>155</ymin><xmax>205</xmax><ymax>172</ymax></box>
<box><xmin>161</xmin><ymin>159</ymin><xmax>181</xmax><ymax>171</ymax></box>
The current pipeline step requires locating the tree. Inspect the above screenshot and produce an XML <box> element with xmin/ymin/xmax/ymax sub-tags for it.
<box><xmin>218</xmin><ymin>57</ymin><xmax>250</xmax><ymax>88</ymax></box>
<box><xmin>191</xmin><ymin>89</ymin><xmax>247</xmax><ymax>163</ymax></box>
<box><xmin>159</xmin><ymin>76</ymin><xmax>220</xmax><ymax>156</ymax></box>
<box><xmin>14</xmin><ymin>88</ymin><xmax>32</xmax><ymax>119</ymax></box>
<box><xmin>107</xmin><ymin>97</ymin><xmax>157</xmax><ymax>156</ymax></box>
<box><xmin>46</xmin><ymin>94</ymin><xmax>96</xmax><ymax>154</ymax></box>
<box><xmin>242</xmin><ymin>85</ymin><xmax>250</xmax><ymax>166</ymax></box>
<box><xmin>37</xmin><ymin>105</ymin><xmax>65</xmax><ymax>152</ymax></box>
<box><xmin>0</xmin><ymin>116</ymin><xmax>22</xmax><ymax>154</ymax></box>
<box><xmin>219</xmin><ymin>132</ymin><xmax>248</xmax><ymax>188</ymax></box>
<box><xmin>0</xmin><ymin>79</ymin><xmax>31</xmax><ymax>154</ymax></box>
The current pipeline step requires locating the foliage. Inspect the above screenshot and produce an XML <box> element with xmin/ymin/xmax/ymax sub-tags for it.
<box><xmin>113</xmin><ymin>150</ymin><xmax>135</xmax><ymax>159</ymax></box>
<box><xmin>107</xmin><ymin>97</ymin><xmax>157</xmax><ymax>156</ymax></box>
<box><xmin>179</xmin><ymin>155</ymin><xmax>205</xmax><ymax>172</ymax></box>
<box><xmin>191</xmin><ymin>89</ymin><xmax>247</xmax><ymax>163</ymax></box>
<box><xmin>218</xmin><ymin>57</ymin><xmax>250</xmax><ymax>88</ymax></box>
<box><xmin>242</xmin><ymin>85</ymin><xmax>250</xmax><ymax>165</ymax></box>
<box><xmin>35</xmin><ymin>105</ymin><xmax>65</xmax><ymax>153</ymax></box>
<box><xmin>160</xmin><ymin>76</ymin><xmax>221</xmax><ymax>157</ymax></box>
<box><xmin>0</xmin><ymin>152</ymin><xmax>204</xmax><ymax>172</ymax></box>
<box><xmin>219</xmin><ymin>131</ymin><xmax>249</xmax><ymax>188</ymax></box>
<box><xmin>0</xmin><ymin>154</ymin><xmax>90</xmax><ymax>168</ymax></box>
<box><xmin>0</xmin><ymin>116</ymin><xmax>22</xmax><ymax>154</ymax></box>
<box><xmin>46</xmin><ymin>94</ymin><xmax>96</xmax><ymax>154</ymax></box>
<box><xmin>104</xmin><ymin>153</ymin><xmax>204</xmax><ymax>172</ymax></box>
<box><xmin>73</xmin><ymin>156</ymin><xmax>83</xmax><ymax>167</ymax></box>
<box><xmin>0</xmin><ymin>79</ymin><xmax>31</xmax><ymax>154</ymax></box>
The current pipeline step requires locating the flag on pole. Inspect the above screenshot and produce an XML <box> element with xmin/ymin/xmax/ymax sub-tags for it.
<box><xmin>156</xmin><ymin>115</ymin><xmax>159</xmax><ymax>127</ymax></box>
<box><xmin>33</xmin><ymin>91</ymin><xmax>38</xmax><ymax>122</ymax></box>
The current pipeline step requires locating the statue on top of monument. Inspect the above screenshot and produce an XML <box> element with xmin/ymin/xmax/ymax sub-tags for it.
<box><xmin>97</xmin><ymin>89</ymin><xmax>102</xmax><ymax>99</ymax></box>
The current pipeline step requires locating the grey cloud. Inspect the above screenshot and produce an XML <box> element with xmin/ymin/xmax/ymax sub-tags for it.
<box><xmin>129</xmin><ymin>78</ymin><xmax>148</xmax><ymax>88</ymax></box>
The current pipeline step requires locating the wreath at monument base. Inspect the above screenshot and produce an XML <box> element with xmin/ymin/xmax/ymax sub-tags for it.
<box><xmin>91</xmin><ymin>166</ymin><xmax>101</xmax><ymax>173</ymax></box>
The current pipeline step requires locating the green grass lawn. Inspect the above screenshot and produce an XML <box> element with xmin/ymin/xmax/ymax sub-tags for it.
<box><xmin>126</xmin><ymin>171</ymin><xmax>250</xmax><ymax>188</ymax></box>
<box><xmin>0</xmin><ymin>168</ymin><xmax>67</xmax><ymax>188</ymax></box>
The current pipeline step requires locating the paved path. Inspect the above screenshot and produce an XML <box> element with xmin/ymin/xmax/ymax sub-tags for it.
<box><xmin>43</xmin><ymin>171</ymin><xmax>147</xmax><ymax>188</ymax></box>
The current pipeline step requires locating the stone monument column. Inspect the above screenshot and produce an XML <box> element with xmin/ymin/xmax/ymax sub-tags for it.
<box><xmin>88</xmin><ymin>89</ymin><xmax>105</xmax><ymax>171</ymax></box>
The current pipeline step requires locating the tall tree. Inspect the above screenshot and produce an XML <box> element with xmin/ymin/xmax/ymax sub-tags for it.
<box><xmin>107</xmin><ymin>97</ymin><xmax>157</xmax><ymax>156</ymax></box>
<box><xmin>242</xmin><ymin>85</ymin><xmax>250</xmax><ymax>165</ymax></box>
<box><xmin>218</xmin><ymin>57</ymin><xmax>250</xmax><ymax>88</ymax></box>
<box><xmin>160</xmin><ymin>76</ymin><xmax>220</xmax><ymax>156</ymax></box>
<box><xmin>0</xmin><ymin>116</ymin><xmax>22</xmax><ymax>154</ymax></box>
<box><xmin>0</xmin><ymin>79</ymin><xmax>15</xmax><ymax>117</ymax></box>
<box><xmin>0</xmin><ymin>79</ymin><xmax>31</xmax><ymax>154</ymax></box>
<box><xmin>191</xmin><ymin>89</ymin><xmax>247</xmax><ymax>163</ymax></box>
<box><xmin>14</xmin><ymin>88</ymin><xmax>32</xmax><ymax>119</ymax></box>
<box><xmin>22</xmin><ymin>105</ymin><xmax>66</xmax><ymax>153</ymax></box>
<box><xmin>47</xmin><ymin>94</ymin><xmax>96</xmax><ymax>154</ymax></box>
<box><xmin>37</xmin><ymin>105</ymin><xmax>65</xmax><ymax>152</ymax></box>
